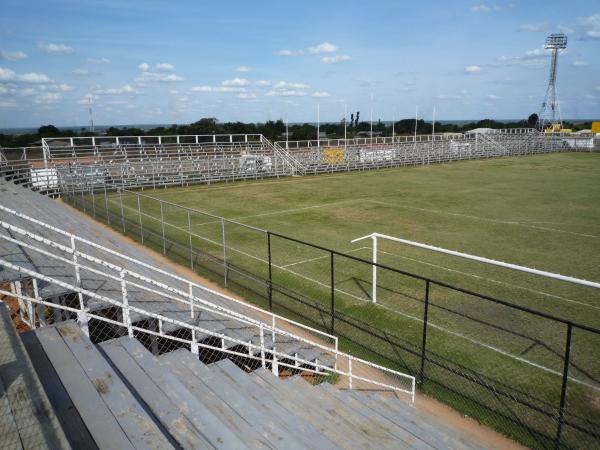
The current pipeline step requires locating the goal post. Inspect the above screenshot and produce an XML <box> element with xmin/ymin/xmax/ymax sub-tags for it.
<box><xmin>351</xmin><ymin>232</ymin><xmax>600</xmax><ymax>305</ymax></box>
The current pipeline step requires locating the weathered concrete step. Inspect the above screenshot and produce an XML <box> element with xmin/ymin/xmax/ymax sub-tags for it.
<box><xmin>160</xmin><ymin>350</ymin><xmax>276</xmax><ymax>449</ymax></box>
<box><xmin>101</xmin><ymin>336</ymin><xmax>249</xmax><ymax>449</ymax></box>
<box><xmin>252</xmin><ymin>368</ymin><xmax>377</xmax><ymax>449</ymax></box>
<box><xmin>34</xmin><ymin>321</ymin><xmax>173</xmax><ymax>450</ymax></box>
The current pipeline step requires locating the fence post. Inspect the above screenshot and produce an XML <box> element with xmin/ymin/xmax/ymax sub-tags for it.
<box><xmin>555</xmin><ymin>323</ymin><xmax>573</xmax><ymax>449</ymax></box>
<box><xmin>259</xmin><ymin>323</ymin><xmax>266</xmax><ymax>369</ymax></box>
<box><xmin>137</xmin><ymin>194</ymin><xmax>144</xmax><ymax>244</ymax></box>
<box><xmin>188</xmin><ymin>210</ymin><xmax>193</xmax><ymax>270</ymax></box>
<box><xmin>349</xmin><ymin>357</ymin><xmax>353</xmax><ymax>389</ymax></box>
<box><xmin>188</xmin><ymin>281</ymin><xmax>194</xmax><ymax>319</ymax></box>
<box><xmin>267</xmin><ymin>231</ymin><xmax>273</xmax><ymax>311</ymax></box>
<box><xmin>419</xmin><ymin>280</ymin><xmax>430</xmax><ymax>390</ymax></box>
<box><xmin>91</xmin><ymin>188</ymin><xmax>96</xmax><ymax>218</ymax></box>
<box><xmin>104</xmin><ymin>184</ymin><xmax>110</xmax><ymax>226</ymax></box>
<box><xmin>159</xmin><ymin>200</ymin><xmax>166</xmax><ymax>255</ymax></box>
<box><xmin>330</xmin><ymin>251</ymin><xmax>335</xmax><ymax>333</ymax></box>
<box><xmin>119</xmin><ymin>189</ymin><xmax>125</xmax><ymax>233</ymax></box>
<box><xmin>71</xmin><ymin>236</ymin><xmax>89</xmax><ymax>337</ymax></box>
<box><xmin>221</xmin><ymin>218</ymin><xmax>228</xmax><ymax>287</ymax></box>
<box><xmin>120</xmin><ymin>270</ymin><xmax>133</xmax><ymax>338</ymax></box>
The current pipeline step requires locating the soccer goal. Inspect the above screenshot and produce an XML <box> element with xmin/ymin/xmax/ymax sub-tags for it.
<box><xmin>351</xmin><ymin>232</ymin><xmax>600</xmax><ymax>304</ymax></box>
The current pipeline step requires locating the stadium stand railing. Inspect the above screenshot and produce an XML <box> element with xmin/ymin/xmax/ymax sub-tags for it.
<box><xmin>0</xmin><ymin>196</ymin><xmax>415</xmax><ymax>400</ymax></box>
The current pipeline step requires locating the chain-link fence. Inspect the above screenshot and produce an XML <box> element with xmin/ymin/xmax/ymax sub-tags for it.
<box><xmin>62</xmin><ymin>186</ymin><xmax>600</xmax><ymax>449</ymax></box>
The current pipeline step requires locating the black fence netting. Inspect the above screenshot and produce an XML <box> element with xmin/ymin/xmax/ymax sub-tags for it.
<box><xmin>61</xmin><ymin>188</ymin><xmax>600</xmax><ymax>450</ymax></box>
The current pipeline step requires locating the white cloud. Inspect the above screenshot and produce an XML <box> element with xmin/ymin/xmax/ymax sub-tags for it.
<box><xmin>94</xmin><ymin>84</ymin><xmax>138</xmax><ymax>94</ymax></box>
<box><xmin>234</xmin><ymin>66</ymin><xmax>252</xmax><ymax>73</ymax></box>
<box><xmin>0</xmin><ymin>67</ymin><xmax>51</xmax><ymax>83</ymax></box>
<box><xmin>39</xmin><ymin>43</ymin><xmax>74</xmax><ymax>54</ymax></box>
<box><xmin>222</xmin><ymin>77</ymin><xmax>249</xmax><ymax>87</ymax></box>
<box><xmin>255</xmin><ymin>80</ymin><xmax>271</xmax><ymax>86</ymax></box>
<box><xmin>0</xmin><ymin>50</ymin><xmax>27</xmax><ymax>61</ymax></box>
<box><xmin>517</xmin><ymin>23</ymin><xmax>549</xmax><ymax>32</ymax></box>
<box><xmin>19</xmin><ymin>72</ymin><xmax>51</xmax><ymax>83</ymax></box>
<box><xmin>237</xmin><ymin>92</ymin><xmax>257</xmax><ymax>99</ymax></box>
<box><xmin>272</xmin><ymin>81</ymin><xmax>309</xmax><ymax>90</ymax></box>
<box><xmin>136</xmin><ymin>72</ymin><xmax>183</xmax><ymax>82</ymax></box>
<box><xmin>464</xmin><ymin>65</ymin><xmax>481</xmax><ymax>73</ymax></box>
<box><xmin>77</xmin><ymin>94</ymin><xmax>99</xmax><ymax>104</ymax></box>
<box><xmin>573</xmin><ymin>60</ymin><xmax>588</xmax><ymax>66</ymax></box>
<box><xmin>308</xmin><ymin>42</ymin><xmax>338</xmax><ymax>54</ymax></box>
<box><xmin>266</xmin><ymin>89</ymin><xmax>306</xmax><ymax>97</ymax></box>
<box><xmin>471</xmin><ymin>4</ymin><xmax>491</xmax><ymax>13</ymax></box>
<box><xmin>72</xmin><ymin>68</ymin><xmax>90</xmax><ymax>76</ymax></box>
<box><xmin>579</xmin><ymin>14</ymin><xmax>600</xmax><ymax>40</ymax></box>
<box><xmin>320</xmin><ymin>55</ymin><xmax>351</xmax><ymax>64</ymax></box>
<box><xmin>558</xmin><ymin>24</ymin><xmax>575</xmax><ymax>34</ymax></box>
<box><xmin>497</xmin><ymin>47</ymin><xmax>550</xmax><ymax>68</ymax></box>
<box><xmin>155</xmin><ymin>63</ymin><xmax>175</xmax><ymax>71</ymax></box>
<box><xmin>35</xmin><ymin>92</ymin><xmax>62</xmax><ymax>104</ymax></box>
<box><xmin>0</xmin><ymin>100</ymin><xmax>17</xmax><ymax>108</ymax></box>
<box><xmin>277</xmin><ymin>49</ymin><xmax>298</xmax><ymax>56</ymax></box>
<box><xmin>0</xmin><ymin>86</ymin><xmax>35</xmax><ymax>96</ymax></box>
<box><xmin>312</xmin><ymin>91</ymin><xmax>330</xmax><ymax>97</ymax></box>
<box><xmin>191</xmin><ymin>85</ymin><xmax>245</xmax><ymax>93</ymax></box>
<box><xmin>39</xmin><ymin>83</ymin><xmax>73</xmax><ymax>91</ymax></box>
<box><xmin>486</xmin><ymin>94</ymin><xmax>501</xmax><ymax>100</ymax></box>
<box><xmin>169</xmin><ymin>90</ymin><xmax>179</xmax><ymax>94</ymax></box>
<box><xmin>136</xmin><ymin>63</ymin><xmax>182</xmax><ymax>81</ymax></box>
<box><xmin>88</xmin><ymin>57</ymin><xmax>111</xmax><ymax>64</ymax></box>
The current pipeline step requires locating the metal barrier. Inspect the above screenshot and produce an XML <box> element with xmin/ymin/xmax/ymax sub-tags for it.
<box><xmin>0</xmin><ymin>204</ymin><xmax>416</xmax><ymax>399</ymax></box>
<box><xmin>72</xmin><ymin>186</ymin><xmax>600</xmax><ymax>450</ymax></box>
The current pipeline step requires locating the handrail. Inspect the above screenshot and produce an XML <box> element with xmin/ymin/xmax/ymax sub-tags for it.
<box><xmin>0</xmin><ymin>203</ymin><xmax>335</xmax><ymax>344</ymax></box>
<box><xmin>0</xmin><ymin>257</ymin><xmax>416</xmax><ymax>398</ymax></box>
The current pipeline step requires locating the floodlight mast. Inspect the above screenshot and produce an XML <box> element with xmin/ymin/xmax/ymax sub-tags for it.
<box><xmin>537</xmin><ymin>33</ymin><xmax>567</xmax><ymax>131</ymax></box>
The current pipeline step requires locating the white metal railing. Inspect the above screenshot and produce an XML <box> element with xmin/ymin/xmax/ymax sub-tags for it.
<box><xmin>0</xmin><ymin>203</ymin><xmax>334</xmax><ymax>347</ymax></box>
<box><xmin>0</xmin><ymin>255</ymin><xmax>415</xmax><ymax>399</ymax></box>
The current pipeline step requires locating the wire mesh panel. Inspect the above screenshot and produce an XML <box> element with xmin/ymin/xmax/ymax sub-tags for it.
<box><xmin>562</xmin><ymin>326</ymin><xmax>600</xmax><ymax>449</ymax></box>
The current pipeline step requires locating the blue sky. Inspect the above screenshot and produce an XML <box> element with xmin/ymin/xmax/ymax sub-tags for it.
<box><xmin>0</xmin><ymin>0</ymin><xmax>598</xmax><ymax>128</ymax></box>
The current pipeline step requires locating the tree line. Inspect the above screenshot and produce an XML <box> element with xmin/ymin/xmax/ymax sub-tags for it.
<box><xmin>1</xmin><ymin>114</ymin><xmax>593</xmax><ymax>148</ymax></box>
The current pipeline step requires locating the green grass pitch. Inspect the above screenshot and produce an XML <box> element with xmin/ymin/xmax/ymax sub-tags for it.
<box><xmin>106</xmin><ymin>152</ymin><xmax>600</xmax><ymax>445</ymax></box>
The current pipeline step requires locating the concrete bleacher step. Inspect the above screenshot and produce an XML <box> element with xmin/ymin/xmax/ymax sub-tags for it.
<box><xmin>211</xmin><ymin>358</ymin><xmax>339</xmax><ymax>449</ymax></box>
<box><xmin>159</xmin><ymin>349</ymin><xmax>275</xmax><ymax>449</ymax></box>
<box><xmin>364</xmin><ymin>391</ymin><xmax>488</xmax><ymax>450</ymax></box>
<box><xmin>31</xmin><ymin>321</ymin><xmax>174</xmax><ymax>450</ymax></box>
<box><xmin>100</xmin><ymin>335</ymin><xmax>250</xmax><ymax>449</ymax></box>
<box><xmin>251</xmin><ymin>369</ymin><xmax>380</xmax><ymax>449</ymax></box>
<box><xmin>161</xmin><ymin>349</ymin><xmax>323</xmax><ymax>449</ymax></box>
<box><xmin>0</xmin><ymin>303</ymin><xmax>70</xmax><ymax>450</ymax></box>
<box><xmin>286</xmin><ymin>376</ymin><xmax>434</xmax><ymax>449</ymax></box>
<box><xmin>160</xmin><ymin>349</ymin><xmax>288</xmax><ymax>449</ymax></box>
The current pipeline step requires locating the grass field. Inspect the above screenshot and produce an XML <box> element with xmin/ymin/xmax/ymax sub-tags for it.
<box><xmin>100</xmin><ymin>152</ymin><xmax>600</xmax><ymax>447</ymax></box>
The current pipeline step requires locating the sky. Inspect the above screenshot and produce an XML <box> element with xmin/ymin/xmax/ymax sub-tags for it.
<box><xmin>0</xmin><ymin>0</ymin><xmax>599</xmax><ymax>128</ymax></box>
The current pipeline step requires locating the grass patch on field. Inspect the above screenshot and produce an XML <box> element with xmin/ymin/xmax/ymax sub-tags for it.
<box><xmin>94</xmin><ymin>152</ymin><xmax>600</xmax><ymax>447</ymax></box>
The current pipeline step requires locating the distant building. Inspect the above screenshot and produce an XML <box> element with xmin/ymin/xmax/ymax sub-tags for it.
<box><xmin>355</xmin><ymin>131</ymin><xmax>383</xmax><ymax>138</ymax></box>
<box><xmin>464</xmin><ymin>128</ymin><xmax>496</xmax><ymax>135</ymax></box>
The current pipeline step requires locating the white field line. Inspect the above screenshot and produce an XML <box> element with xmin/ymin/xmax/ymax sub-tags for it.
<box><xmin>188</xmin><ymin>199</ymin><xmax>357</xmax><ymax>229</ymax></box>
<box><xmin>281</xmin><ymin>247</ymin><xmax>369</xmax><ymax>268</ymax></box>
<box><xmin>367</xmin><ymin>200</ymin><xmax>600</xmax><ymax>239</ymax></box>
<box><xmin>376</xmin><ymin>249</ymin><xmax>600</xmax><ymax>312</ymax></box>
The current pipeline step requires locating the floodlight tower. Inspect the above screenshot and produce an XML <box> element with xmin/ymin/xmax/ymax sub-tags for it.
<box><xmin>536</xmin><ymin>33</ymin><xmax>567</xmax><ymax>131</ymax></box>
